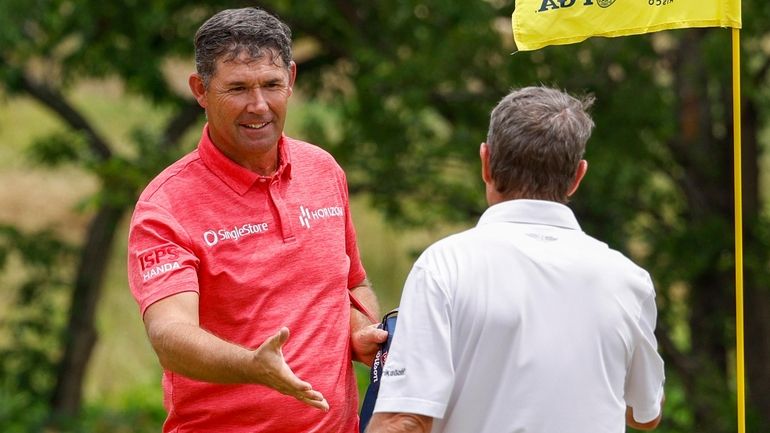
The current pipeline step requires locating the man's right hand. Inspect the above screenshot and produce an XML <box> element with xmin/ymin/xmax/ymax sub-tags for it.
<box><xmin>250</xmin><ymin>327</ymin><xmax>329</xmax><ymax>411</ymax></box>
<box><xmin>144</xmin><ymin>292</ymin><xmax>328</xmax><ymax>411</ymax></box>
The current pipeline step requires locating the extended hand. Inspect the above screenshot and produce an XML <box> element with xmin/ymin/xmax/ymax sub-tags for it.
<box><xmin>351</xmin><ymin>323</ymin><xmax>389</xmax><ymax>367</ymax></box>
<box><xmin>251</xmin><ymin>327</ymin><xmax>329</xmax><ymax>411</ymax></box>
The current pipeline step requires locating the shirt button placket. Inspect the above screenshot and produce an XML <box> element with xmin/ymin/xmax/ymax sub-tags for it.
<box><xmin>268</xmin><ymin>178</ymin><xmax>295</xmax><ymax>242</ymax></box>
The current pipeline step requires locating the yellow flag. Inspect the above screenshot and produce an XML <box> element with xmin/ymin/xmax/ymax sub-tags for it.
<box><xmin>512</xmin><ymin>0</ymin><xmax>742</xmax><ymax>51</ymax></box>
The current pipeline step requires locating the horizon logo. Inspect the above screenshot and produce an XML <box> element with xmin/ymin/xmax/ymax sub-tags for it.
<box><xmin>299</xmin><ymin>205</ymin><xmax>344</xmax><ymax>229</ymax></box>
<box><xmin>299</xmin><ymin>206</ymin><xmax>312</xmax><ymax>228</ymax></box>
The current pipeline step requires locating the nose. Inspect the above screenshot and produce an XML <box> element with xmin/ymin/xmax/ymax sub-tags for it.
<box><xmin>245</xmin><ymin>88</ymin><xmax>269</xmax><ymax>114</ymax></box>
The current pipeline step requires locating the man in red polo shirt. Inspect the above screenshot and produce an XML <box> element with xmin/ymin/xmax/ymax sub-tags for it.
<box><xmin>127</xmin><ymin>7</ymin><xmax>386</xmax><ymax>432</ymax></box>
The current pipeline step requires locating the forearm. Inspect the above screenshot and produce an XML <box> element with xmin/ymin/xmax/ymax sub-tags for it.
<box><xmin>350</xmin><ymin>279</ymin><xmax>381</xmax><ymax>331</ymax></box>
<box><xmin>148</xmin><ymin>320</ymin><xmax>256</xmax><ymax>383</ymax></box>
<box><xmin>349</xmin><ymin>279</ymin><xmax>388</xmax><ymax>365</ymax></box>
<box><xmin>143</xmin><ymin>292</ymin><xmax>328</xmax><ymax>410</ymax></box>
<box><xmin>365</xmin><ymin>413</ymin><xmax>433</xmax><ymax>433</ymax></box>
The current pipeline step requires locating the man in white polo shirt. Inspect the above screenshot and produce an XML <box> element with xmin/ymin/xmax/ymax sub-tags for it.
<box><xmin>366</xmin><ymin>86</ymin><xmax>665</xmax><ymax>433</ymax></box>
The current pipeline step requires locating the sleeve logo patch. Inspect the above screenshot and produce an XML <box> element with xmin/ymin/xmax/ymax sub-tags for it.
<box><xmin>138</xmin><ymin>245</ymin><xmax>181</xmax><ymax>281</ymax></box>
<box><xmin>383</xmin><ymin>367</ymin><xmax>406</xmax><ymax>377</ymax></box>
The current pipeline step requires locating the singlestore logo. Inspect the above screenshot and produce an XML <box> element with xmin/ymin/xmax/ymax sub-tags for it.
<box><xmin>203</xmin><ymin>222</ymin><xmax>270</xmax><ymax>247</ymax></box>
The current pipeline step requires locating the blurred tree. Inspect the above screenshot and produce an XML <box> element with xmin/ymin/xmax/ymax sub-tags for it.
<box><xmin>0</xmin><ymin>0</ymin><xmax>208</xmax><ymax>425</ymax></box>
<box><xmin>280</xmin><ymin>3</ymin><xmax>770</xmax><ymax>430</ymax></box>
<box><xmin>0</xmin><ymin>0</ymin><xmax>768</xmax><ymax>432</ymax></box>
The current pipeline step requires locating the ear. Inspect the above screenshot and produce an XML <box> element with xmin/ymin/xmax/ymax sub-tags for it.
<box><xmin>567</xmin><ymin>160</ymin><xmax>588</xmax><ymax>197</ymax></box>
<box><xmin>479</xmin><ymin>142</ymin><xmax>493</xmax><ymax>185</ymax></box>
<box><xmin>481</xmin><ymin>142</ymin><xmax>505</xmax><ymax>206</ymax></box>
<box><xmin>287</xmin><ymin>61</ymin><xmax>297</xmax><ymax>96</ymax></box>
<box><xmin>188</xmin><ymin>73</ymin><xmax>208</xmax><ymax>108</ymax></box>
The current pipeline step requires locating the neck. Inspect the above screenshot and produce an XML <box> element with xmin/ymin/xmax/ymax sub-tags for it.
<box><xmin>246</xmin><ymin>138</ymin><xmax>282</xmax><ymax>176</ymax></box>
<box><xmin>246</xmin><ymin>154</ymin><xmax>279</xmax><ymax>176</ymax></box>
<box><xmin>485</xmin><ymin>183</ymin><xmax>506</xmax><ymax>206</ymax></box>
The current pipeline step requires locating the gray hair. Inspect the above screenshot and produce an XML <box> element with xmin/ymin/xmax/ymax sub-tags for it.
<box><xmin>194</xmin><ymin>7</ymin><xmax>293</xmax><ymax>87</ymax></box>
<box><xmin>486</xmin><ymin>86</ymin><xmax>595</xmax><ymax>203</ymax></box>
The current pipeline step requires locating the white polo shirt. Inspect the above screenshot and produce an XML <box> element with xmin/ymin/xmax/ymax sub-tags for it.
<box><xmin>374</xmin><ymin>199</ymin><xmax>664</xmax><ymax>433</ymax></box>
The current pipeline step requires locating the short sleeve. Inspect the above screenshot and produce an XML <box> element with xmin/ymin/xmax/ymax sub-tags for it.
<box><xmin>338</xmin><ymin>168</ymin><xmax>366</xmax><ymax>289</ymax></box>
<box><xmin>624</xmin><ymin>292</ymin><xmax>665</xmax><ymax>422</ymax></box>
<box><xmin>127</xmin><ymin>201</ymin><xmax>200</xmax><ymax>315</ymax></box>
<box><xmin>373</xmin><ymin>255</ymin><xmax>454</xmax><ymax>419</ymax></box>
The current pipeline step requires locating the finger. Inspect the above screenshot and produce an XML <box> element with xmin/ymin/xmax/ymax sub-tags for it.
<box><xmin>287</xmin><ymin>377</ymin><xmax>313</xmax><ymax>393</ymax></box>
<box><xmin>297</xmin><ymin>393</ymin><xmax>330</xmax><ymax>412</ymax></box>
<box><xmin>267</xmin><ymin>327</ymin><xmax>290</xmax><ymax>350</ymax></box>
<box><xmin>370</xmin><ymin>327</ymin><xmax>389</xmax><ymax>342</ymax></box>
<box><xmin>256</xmin><ymin>329</ymin><xmax>315</xmax><ymax>393</ymax></box>
<box><xmin>298</xmin><ymin>388</ymin><xmax>326</xmax><ymax>402</ymax></box>
<box><xmin>357</xmin><ymin>325</ymin><xmax>388</xmax><ymax>343</ymax></box>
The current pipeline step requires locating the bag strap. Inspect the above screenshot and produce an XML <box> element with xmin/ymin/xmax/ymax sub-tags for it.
<box><xmin>349</xmin><ymin>291</ymin><xmax>378</xmax><ymax>324</ymax></box>
<box><xmin>359</xmin><ymin>308</ymin><xmax>399</xmax><ymax>433</ymax></box>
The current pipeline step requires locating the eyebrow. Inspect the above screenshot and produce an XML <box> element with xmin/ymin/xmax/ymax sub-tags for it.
<box><xmin>262</xmin><ymin>77</ymin><xmax>284</xmax><ymax>85</ymax></box>
<box><xmin>224</xmin><ymin>76</ymin><xmax>285</xmax><ymax>87</ymax></box>
<box><xmin>224</xmin><ymin>80</ymin><xmax>248</xmax><ymax>87</ymax></box>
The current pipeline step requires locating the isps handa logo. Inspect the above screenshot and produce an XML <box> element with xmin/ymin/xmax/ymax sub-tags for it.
<box><xmin>538</xmin><ymin>0</ymin><xmax>616</xmax><ymax>12</ymax></box>
<box><xmin>139</xmin><ymin>245</ymin><xmax>181</xmax><ymax>281</ymax></box>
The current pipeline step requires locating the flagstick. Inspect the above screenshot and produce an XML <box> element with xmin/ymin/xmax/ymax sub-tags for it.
<box><xmin>731</xmin><ymin>26</ymin><xmax>746</xmax><ymax>433</ymax></box>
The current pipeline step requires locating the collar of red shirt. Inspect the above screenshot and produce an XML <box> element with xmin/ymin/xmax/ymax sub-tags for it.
<box><xmin>197</xmin><ymin>123</ymin><xmax>293</xmax><ymax>195</ymax></box>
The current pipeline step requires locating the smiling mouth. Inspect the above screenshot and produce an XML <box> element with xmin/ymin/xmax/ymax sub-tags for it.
<box><xmin>243</xmin><ymin>122</ymin><xmax>269</xmax><ymax>129</ymax></box>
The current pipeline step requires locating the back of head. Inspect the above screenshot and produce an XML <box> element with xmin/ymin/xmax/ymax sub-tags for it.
<box><xmin>486</xmin><ymin>86</ymin><xmax>595</xmax><ymax>203</ymax></box>
<box><xmin>194</xmin><ymin>7</ymin><xmax>293</xmax><ymax>87</ymax></box>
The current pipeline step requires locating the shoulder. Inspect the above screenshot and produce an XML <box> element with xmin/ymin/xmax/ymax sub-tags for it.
<box><xmin>594</xmin><ymin>241</ymin><xmax>656</xmax><ymax>299</ymax></box>
<box><xmin>574</xmin><ymin>229</ymin><xmax>650</xmax><ymax>276</ymax></box>
<box><xmin>413</xmin><ymin>227</ymin><xmax>478</xmax><ymax>270</ymax></box>
<box><xmin>601</xmin><ymin>241</ymin><xmax>652</xmax><ymax>281</ymax></box>
<box><xmin>137</xmin><ymin>149</ymin><xmax>203</xmax><ymax>204</ymax></box>
<box><xmin>285</xmin><ymin>136</ymin><xmax>340</xmax><ymax>168</ymax></box>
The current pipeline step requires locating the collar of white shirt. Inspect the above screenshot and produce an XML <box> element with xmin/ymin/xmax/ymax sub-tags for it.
<box><xmin>477</xmin><ymin>199</ymin><xmax>582</xmax><ymax>231</ymax></box>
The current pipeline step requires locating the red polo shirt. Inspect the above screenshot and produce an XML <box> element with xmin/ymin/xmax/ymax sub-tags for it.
<box><xmin>128</xmin><ymin>125</ymin><xmax>366</xmax><ymax>433</ymax></box>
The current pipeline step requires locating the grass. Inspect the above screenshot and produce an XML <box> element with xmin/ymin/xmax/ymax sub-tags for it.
<box><xmin>0</xmin><ymin>79</ymin><xmax>464</xmax><ymax>420</ymax></box>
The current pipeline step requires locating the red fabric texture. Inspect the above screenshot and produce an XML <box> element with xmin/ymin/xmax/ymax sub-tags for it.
<box><xmin>128</xmin><ymin>126</ymin><xmax>365</xmax><ymax>432</ymax></box>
